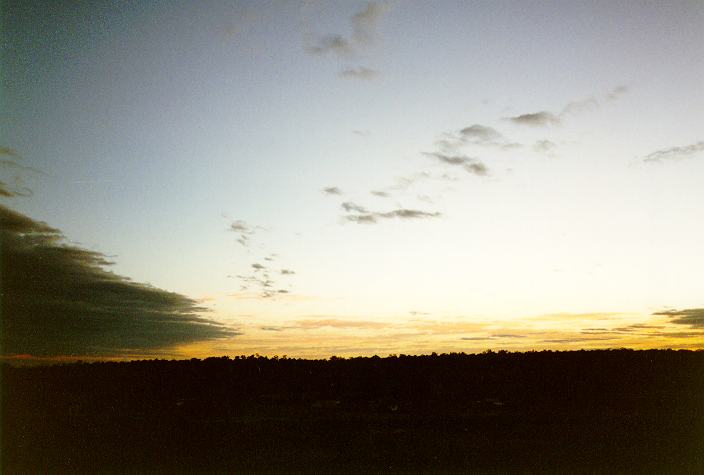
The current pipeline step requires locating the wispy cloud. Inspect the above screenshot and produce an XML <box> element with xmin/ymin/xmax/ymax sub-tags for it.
<box><xmin>505</xmin><ymin>86</ymin><xmax>625</xmax><ymax>128</ymax></box>
<box><xmin>342</xmin><ymin>201</ymin><xmax>442</xmax><ymax>224</ymax></box>
<box><xmin>605</xmin><ymin>84</ymin><xmax>629</xmax><ymax>102</ymax></box>
<box><xmin>305</xmin><ymin>2</ymin><xmax>390</xmax><ymax>77</ymax></box>
<box><xmin>506</xmin><ymin>111</ymin><xmax>560</xmax><ymax>127</ymax></box>
<box><xmin>305</xmin><ymin>1</ymin><xmax>389</xmax><ymax>56</ymax></box>
<box><xmin>437</xmin><ymin>124</ymin><xmax>520</xmax><ymax>150</ymax></box>
<box><xmin>229</xmin><ymin>219</ymin><xmax>257</xmax><ymax>247</ymax></box>
<box><xmin>0</xmin><ymin>147</ymin><xmax>20</xmax><ymax>159</ymax></box>
<box><xmin>460</xmin><ymin>124</ymin><xmax>505</xmax><ymax>144</ymax></box>
<box><xmin>339</xmin><ymin>66</ymin><xmax>378</xmax><ymax>80</ymax></box>
<box><xmin>233</xmin><ymin>259</ymin><xmax>295</xmax><ymax>299</ymax></box>
<box><xmin>322</xmin><ymin>186</ymin><xmax>343</xmax><ymax>195</ymax></box>
<box><xmin>654</xmin><ymin>308</ymin><xmax>704</xmax><ymax>327</ymax></box>
<box><xmin>226</xmin><ymin>219</ymin><xmax>294</xmax><ymax>298</ymax></box>
<box><xmin>642</xmin><ymin>141</ymin><xmax>704</xmax><ymax>163</ymax></box>
<box><xmin>341</xmin><ymin>201</ymin><xmax>369</xmax><ymax>213</ymax></box>
<box><xmin>424</xmin><ymin>152</ymin><xmax>489</xmax><ymax>176</ymax></box>
<box><xmin>0</xmin><ymin>181</ymin><xmax>32</xmax><ymax>198</ymax></box>
<box><xmin>0</xmin><ymin>205</ymin><xmax>236</xmax><ymax>357</ymax></box>
<box><xmin>0</xmin><ymin>146</ymin><xmax>44</xmax><ymax>198</ymax></box>
<box><xmin>533</xmin><ymin>139</ymin><xmax>558</xmax><ymax>154</ymax></box>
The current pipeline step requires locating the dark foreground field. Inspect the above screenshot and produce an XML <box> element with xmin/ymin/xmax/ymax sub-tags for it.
<box><xmin>3</xmin><ymin>349</ymin><xmax>704</xmax><ymax>472</ymax></box>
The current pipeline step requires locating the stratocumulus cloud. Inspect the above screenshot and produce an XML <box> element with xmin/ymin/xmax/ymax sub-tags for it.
<box><xmin>0</xmin><ymin>205</ymin><xmax>236</xmax><ymax>357</ymax></box>
<box><xmin>654</xmin><ymin>308</ymin><xmax>704</xmax><ymax>327</ymax></box>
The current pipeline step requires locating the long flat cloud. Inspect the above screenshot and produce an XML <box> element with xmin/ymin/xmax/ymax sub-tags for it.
<box><xmin>642</xmin><ymin>141</ymin><xmax>704</xmax><ymax>163</ymax></box>
<box><xmin>340</xmin><ymin>201</ymin><xmax>441</xmax><ymax>224</ymax></box>
<box><xmin>1</xmin><ymin>205</ymin><xmax>236</xmax><ymax>357</ymax></box>
<box><xmin>654</xmin><ymin>308</ymin><xmax>704</xmax><ymax>327</ymax></box>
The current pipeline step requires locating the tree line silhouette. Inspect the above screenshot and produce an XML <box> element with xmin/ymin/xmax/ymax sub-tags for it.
<box><xmin>3</xmin><ymin>349</ymin><xmax>703</xmax><ymax>471</ymax></box>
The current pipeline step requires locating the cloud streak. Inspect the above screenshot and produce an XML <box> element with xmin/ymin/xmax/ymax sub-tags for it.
<box><xmin>654</xmin><ymin>308</ymin><xmax>704</xmax><ymax>327</ymax></box>
<box><xmin>506</xmin><ymin>111</ymin><xmax>560</xmax><ymax>127</ymax></box>
<box><xmin>339</xmin><ymin>66</ymin><xmax>378</xmax><ymax>80</ymax></box>
<box><xmin>306</xmin><ymin>1</ymin><xmax>388</xmax><ymax>57</ymax></box>
<box><xmin>342</xmin><ymin>202</ymin><xmax>442</xmax><ymax>224</ymax></box>
<box><xmin>642</xmin><ymin>141</ymin><xmax>704</xmax><ymax>163</ymax></box>
<box><xmin>0</xmin><ymin>205</ymin><xmax>236</xmax><ymax>357</ymax></box>
<box><xmin>424</xmin><ymin>152</ymin><xmax>489</xmax><ymax>176</ymax></box>
<box><xmin>505</xmin><ymin>86</ymin><xmax>626</xmax><ymax>128</ymax></box>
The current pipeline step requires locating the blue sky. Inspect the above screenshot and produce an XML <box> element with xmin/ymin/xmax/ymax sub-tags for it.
<box><xmin>2</xmin><ymin>0</ymin><xmax>703</xmax><ymax>358</ymax></box>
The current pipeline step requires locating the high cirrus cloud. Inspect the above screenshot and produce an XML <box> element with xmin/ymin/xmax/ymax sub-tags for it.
<box><xmin>0</xmin><ymin>205</ymin><xmax>236</xmax><ymax>357</ymax></box>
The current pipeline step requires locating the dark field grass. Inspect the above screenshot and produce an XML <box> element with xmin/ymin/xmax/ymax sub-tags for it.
<box><xmin>3</xmin><ymin>349</ymin><xmax>704</xmax><ymax>472</ymax></box>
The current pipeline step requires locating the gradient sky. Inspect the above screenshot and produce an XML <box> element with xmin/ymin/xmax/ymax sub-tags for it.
<box><xmin>2</xmin><ymin>0</ymin><xmax>703</xmax><ymax>359</ymax></box>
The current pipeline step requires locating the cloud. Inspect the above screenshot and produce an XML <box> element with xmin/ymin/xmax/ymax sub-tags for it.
<box><xmin>341</xmin><ymin>201</ymin><xmax>369</xmax><ymax>213</ymax></box>
<box><xmin>0</xmin><ymin>181</ymin><xmax>32</xmax><ymax>198</ymax></box>
<box><xmin>0</xmin><ymin>147</ymin><xmax>20</xmax><ymax>158</ymax></box>
<box><xmin>653</xmin><ymin>308</ymin><xmax>704</xmax><ymax>327</ymax></box>
<box><xmin>306</xmin><ymin>34</ymin><xmax>354</xmax><ymax>56</ymax></box>
<box><xmin>306</xmin><ymin>1</ymin><xmax>389</xmax><ymax>57</ymax></box>
<box><xmin>234</xmin><ymin>260</ymin><xmax>295</xmax><ymax>299</ymax></box>
<box><xmin>507</xmin><ymin>111</ymin><xmax>560</xmax><ymax>127</ymax></box>
<box><xmin>424</xmin><ymin>152</ymin><xmax>489</xmax><ymax>176</ymax></box>
<box><xmin>559</xmin><ymin>97</ymin><xmax>599</xmax><ymax>117</ymax></box>
<box><xmin>533</xmin><ymin>140</ymin><xmax>557</xmax><ymax>154</ymax></box>
<box><xmin>642</xmin><ymin>141</ymin><xmax>704</xmax><ymax>163</ymax></box>
<box><xmin>229</xmin><ymin>219</ymin><xmax>257</xmax><ymax>246</ymax></box>
<box><xmin>370</xmin><ymin>190</ymin><xmax>389</xmax><ymax>197</ymax></box>
<box><xmin>506</xmin><ymin>91</ymin><xmax>610</xmax><ymax>128</ymax></box>
<box><xmin>0</xmin><ymin>205</ymin><xmax>236</xmax><ymax>357</ymax></box>
<box><xmin>605</xmin><ymin>84</ymin><xmax>629</xmax><ymax>102</ymax></box>
<box><xmin>343</xmin><ymin>206</ymin><xmax>441</xmax><ymax>224</ymax></box>
<box><xmin>438</xmin><ymin>124</ymin><xmax>520</xmax><ymax>150</ymax></box>
<box><xmin>351</xmin><ymin>1</ymin><xmax>388</xmax><ymax>45</ymax></box>
<box><xmin>339</xmin><ymin>66</ymin><xmax>378</xmax><ymax>80</ymax></box>
<box><xmin>322</xmin><ymin>186</ymin><xmax>343</xmax><ymax>195</ymax></box>
<box><xmin>460</xmin><ymin>124</ymin><xmax>504</xmax><ymax>143</ymax></box>
<box><xmin>542</xmin><ymin>337</ymin><xmax>615</xmax><ymax>343</ymax></box>
<box><xmin>295</xmin><ymin>318</ymin><xmax>390</xmax><ymax>330</ymax></box>
<box><xmin>0</xmin><ymin>147</ymin><xmax>44</xmax><ymax>198</ymax></box>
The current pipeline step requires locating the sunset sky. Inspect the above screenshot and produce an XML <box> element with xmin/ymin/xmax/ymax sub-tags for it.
<box><xmin>2</xmin><ymin>0</ymin><xmax>703</xmax><ymax>360</ymax></box>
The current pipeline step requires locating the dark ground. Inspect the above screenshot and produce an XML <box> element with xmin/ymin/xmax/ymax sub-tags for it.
<box><xmin>2</xmin><ymin>349</ymin><xmax>704</xmax><ymax>473</ymax></box>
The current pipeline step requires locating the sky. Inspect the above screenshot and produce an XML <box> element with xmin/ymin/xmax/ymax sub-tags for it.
<box><xmin>1</xmin><ymin>0</ymin><xmax>703</xmax><ymax>360</ymax></box>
